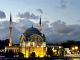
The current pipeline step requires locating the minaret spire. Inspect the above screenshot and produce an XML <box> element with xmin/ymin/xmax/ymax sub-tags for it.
<box><xmin>39</xmin><ymin>16</ymin><xmax>42</xmax><ymax>31</ymax></box>
<box><xmin>39</xmin><ymin>16</ymin><xmax>41</xmax><ymax>26</ymax></box>
<box><xmin>10</xmin><ymin>13</ymin><xmax>12</xmax><ymax>25</ymax></box>
<box><xmin>9</xmin><ymin>13</ymin><xmax>12</xmax><ymax>47</ymax></box>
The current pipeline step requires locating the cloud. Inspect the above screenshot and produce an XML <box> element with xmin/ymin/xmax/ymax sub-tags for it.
<box><xmin>17</xmin><ymin>12</ymin><xmax>39</xmax><ymax>19</ymax></box>
<box><xmin>15</xmin><ymin>19</ymin><xmax>35</xmax><ymax>32</ymax></box>
<box><xmin>77</xmin><ymin>19</ymin><xmax>80</xmax><ymax>22</ymax></box>
<box><xmin>45</xmin><ymin>20</ymin><xmax>80</xmax><ymax>43</ymax></box>
<box><xmin>0</xmin><ymin>10</ymin><xmax>6</xmax><ymax>19</ymax></box>
<box><xmin>51</xmin><ymin>20</ymin><xmax>74</xmax><ymax>34</ymax></box>
<box><xmin>0</xmin><ymin>21</ymin><xmax>21</xmax><ymax>43</ymax></box>
<box><xmin>1</xmin><ymin>19</ymin><xmax>80</xmax><ymax>44</ymax></box>
<box><xmin>15</xmin><ymin>19</ymin><xmax>80</xmax><ymax>43</ymax></box>
<box><xmin>36</xmin><ymin>9</ymin><xmax>43</xmax><ymax>14</ymax></box>
<box><xmin>57</xmin><ymin>0</ymin><xmax>68</xmax><ymax>9</ymax></box>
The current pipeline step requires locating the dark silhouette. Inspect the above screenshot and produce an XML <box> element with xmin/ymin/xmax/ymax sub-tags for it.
<box><xmin>17</xmin><ymin>52</ymin><xmax>24</xmax><ymax>58</ymax></box>
<box><xmin>0</xmin><ymin>52</ymin><xmax>5</xmax><ymax>56</ymax></box>
<box><xmin>60</xmin><ymin>40</ymin><xmax>80</xmax><ymax>48</ymax></box>
<box><xmin>30</xmin><ymin>52</ymin><xmax>35</xmax><ymax>57</ymax></box>
<box><xmin>0</xmin><ymin>39</ymin><xmax>9</xmax><ymax>49</ymax></box>
<box><xmin>5</xmin><ymin>50</ymin><xmax>15</xmax><ymax>58</ymax></box>
<box><xmin>46</xmin><ymin>47</ymin><xmax>53</xmax><ymax>57</ymax></box>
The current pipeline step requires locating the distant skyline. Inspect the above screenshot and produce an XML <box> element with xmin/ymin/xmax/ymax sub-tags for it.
<box><xmin>0</xmin><ymin>0</ymin><xmax>80</xmax><ymax>43</ymax></box>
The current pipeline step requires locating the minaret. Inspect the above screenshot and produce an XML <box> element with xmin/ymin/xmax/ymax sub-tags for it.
<box><xmin>9</xmin><ymin>13</ymin><xmax>12</xmax><ymax>47</ymax></box>
<box><xmin>39</xmin><ymin>16</ymin><xmax>42</xmax><ymax>31</ymax></box>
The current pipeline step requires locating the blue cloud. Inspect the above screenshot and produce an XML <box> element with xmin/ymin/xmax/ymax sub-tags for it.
<box><xmin>17</xmin><ymin>12</ymin><xmax>39</xmax><ymax>19</ymax></box>
<box><xmin>0</xmin><ymin>10</ymin><xmax>6</xmax><ymax>19</ymax></box>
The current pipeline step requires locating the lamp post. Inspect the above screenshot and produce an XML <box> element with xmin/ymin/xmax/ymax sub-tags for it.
<box><xmin>71</xmin><ymin>46</ymin><xmax>78</xmax><ymax>54</ymax></box>
<box><xmin>75</xmin><ymin>46</ymin><xmax>78</xmax><ymax>54</ymax></box>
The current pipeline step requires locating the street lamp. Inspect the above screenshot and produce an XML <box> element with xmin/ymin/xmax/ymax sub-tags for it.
<box><xmin>71</xmin><ymin>46</ymin><xmax>79</xmax><ymax>54</ymax></box>
<box><xmin>72</xmin><ymin>47</ymin><xmax>75</xmax><ymax>50</ymax></box>
<box><xmin>75</xmin><ymin>46</ymin><xmax>78</xmax><ymax>50</ymax></box>
<box><xmin>59</xmin><ymin>46</ymin><xmax>62</xmax><ymax>49</ymax></box>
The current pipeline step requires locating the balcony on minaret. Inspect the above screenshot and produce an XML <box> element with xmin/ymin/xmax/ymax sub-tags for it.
<box><xmin>9</xmin><ymin>43</ymin><xmax>12</xmax><ymax>47</ymax></box>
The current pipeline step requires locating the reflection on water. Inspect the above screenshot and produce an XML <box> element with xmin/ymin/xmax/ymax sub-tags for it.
<box><xmin>71</xmin><ymin>58</ymin><xmax>80</xmax><ymax>60</ymax></box>
<box><xmin>18</xmin><ymin>58</ymin><xmax>80</xmax><ymax>60</ymax></box>
<box><xmin>52</xmin><ymin>58</ymin><xmax>80</xmax><ymax>60</ymax></box>
<box><xmin>50</xmin><ymin>58</ymin><xmax>80</xmax><ymax>60</ymax></box>
<box><xmin>52</xmin><ymin>59</ymin><xmax>65</xmax><ymax>60</ymax></box>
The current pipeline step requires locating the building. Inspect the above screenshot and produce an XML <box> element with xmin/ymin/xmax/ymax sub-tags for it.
<box><xmin>5</xmin><ymin>14</ymin><xmax>47</xmax><ymax>58</ymax></box>
<box><xmin>20</xmin><ymin>18</ymin><xmax>46</xmax><ymax>58</ymax></box>
<box><xmin>5</xmin><ymin>14</ymin><xmax>20</xmax><ymax>54</ymax></box>
<box><xmin>4</xmin><ymin>14</ymin><xmax>65</xmax><ymax>58</ymax></box>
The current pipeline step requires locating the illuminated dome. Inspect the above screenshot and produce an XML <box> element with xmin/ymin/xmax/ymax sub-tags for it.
<box><xmin>23</xmin><ymin>27</ymin><xmax>42</xmax><ymax>37</ymax></box>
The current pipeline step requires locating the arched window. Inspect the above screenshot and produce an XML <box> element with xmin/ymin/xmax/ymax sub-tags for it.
<box><xmin>30</xmin><ymin>34</ymin><xmax>43</xmax><ymax>42</ymax></box>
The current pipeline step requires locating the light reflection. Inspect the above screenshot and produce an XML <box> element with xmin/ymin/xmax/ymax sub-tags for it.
<box><xmin>54</xmin><ymin>58</ymin><xmax>80</xmax><ymax>60</ymax></box>
<box><xmin>71</xmin><ymin>58</ymin><xmax>80</xmax><ymax>60</ymax></box>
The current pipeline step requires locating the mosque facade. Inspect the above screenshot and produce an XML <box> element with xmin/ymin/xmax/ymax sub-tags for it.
<box><xmin>20</xmin><ymin>27</ymin><xmax>46</xmax><ymax>57</ymax></box>
<box><xmin>5</xmin><ymin>15</ymin><xmax>47</xmax><ymax>58</ymax></box>
<box><xmin>20</xmin><ymin>17</ymin><xmax>47</xmax><ymax>57</ymax></box>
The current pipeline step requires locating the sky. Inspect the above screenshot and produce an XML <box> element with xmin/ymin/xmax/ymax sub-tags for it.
<box><xmin>0</xmin><ymin>0</ymin><xmax>80</xmax><ymax>43</ymax></box>
<box><xmin>0</xmin><ymin>0</ymin><xmax>80</xmax><ymax>24</ymax></box>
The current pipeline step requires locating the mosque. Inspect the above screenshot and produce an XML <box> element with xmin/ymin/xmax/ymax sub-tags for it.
<box><xmin>20</xmin><ymin>18</ymin><xmax>46</xmax><ymax>57</ymax></box>
<box><xmin>2</xmin><ymin>14</ymin><xmax>78</xmax><ymax>58</ymax></box>
<box><xmin>5</xmin><ymin>14</ymin><xmax>47</xmax><ymax>58</ymax></box>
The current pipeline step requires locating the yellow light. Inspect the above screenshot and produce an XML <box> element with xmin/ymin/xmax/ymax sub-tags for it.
<box><xmin>32</xmin><ymin>42</ymin><xmax>35</xmax><ymax>47</ymax></box>
<box><xmin>43</xmin><ymin>42</ymin><xmax>46</xmax><ymax>47</ymax></box>
<box><xmin>52</xmin><ymin>47</ymin><xmax>54</xmax><ymax>50</ymax></box>
<box><xmin>59</xmin><ymin>46</ymin><xmax>61</xmax><ymax>49</ymax></box>
<box><xmin>27</xmin><ymin>42</ymin><xmax>30</xmax><ymax>46</ymax></box>
<box><xmin>34</xmin><ymin>47</ymin><xmax>45</xmax><ymax>57</ymax></box>
<box><xmin>37</xmin><ymin>46</ymin><xmax>39</xmax><ymax>47</ymax></box>
<box><xmin>21</xmin><ymin>46</ymin><xmax>46</xmax><ymax>58</ymax></box>
<box><xmin>52</xmin><ymin>47</ymin><xmax>57</xmax><ymax>52</ymax></box>
<box><xmin>75</xmin><ymin>46</ymin><xmax>78</xmax><ymax>50</ymax></box>
<box><xmin>41</xmin><ymin>45</ymin><xmax>43</xmax><ymax>47</ymax></box>
<box><xmin>21</xmin><ymin>48</ymin><xmax>29</xmax><ymax>58</ymax></box>
<box><xmin>72</xmin><ymin>47</ymin><xmax>75</xmax><ymax>50</ymax></box>
<box><xmin>52</xmin><ymin>49</ymin><xmax>57</xmax><ymax>52</ymax></box>
<box><xmin>53</xmin><ymin>50</ymin><xmax>57</xmax><ymax>52</ymax></box>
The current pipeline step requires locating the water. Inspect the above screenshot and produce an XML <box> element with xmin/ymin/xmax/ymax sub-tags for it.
<box><xmin>41</xmin><ymin>58</ymin><xmax>80</xmax><ymax>60</ymax></box>
<box><xmin>69</xmin><ymin>58</ymin><xmax>80</xmax><ymax>60</ymax></box>
<box><xmin>1</xmin><ymin>58</ymin><xmax>80</xmax><ymax>60</ymax></box>
<box><xmin>53</xmin><ymin>58</ymin><xmax>80</xmax><ymax>60</ymax></box>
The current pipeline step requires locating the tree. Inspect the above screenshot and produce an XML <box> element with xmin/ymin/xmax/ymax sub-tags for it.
<box><xmin>5</xmin><ymin>50</ymin><xmax>15</xmax><ymax>58</ymax></box>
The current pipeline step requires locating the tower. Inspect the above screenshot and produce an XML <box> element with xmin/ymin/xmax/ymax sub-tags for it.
<box><xmin>39</xmin><ymin>16</ymin><xmax>42</xmax><ymax>31</ymax></box>
<box><xmin>39</xmin><ymin>16</ymin><xmax>41</xmax><ymax>27</ymax></box>
<box><xmin>9</xmin><ymin>13</ymin><xmax>12</xmax><ymax>47</ymax></box>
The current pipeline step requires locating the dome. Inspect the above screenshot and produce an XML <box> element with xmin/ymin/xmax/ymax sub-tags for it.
<box><xmin>23</xmin><ymin>27</ymin><xmax>42</xmax><ymax>37</ymax></box>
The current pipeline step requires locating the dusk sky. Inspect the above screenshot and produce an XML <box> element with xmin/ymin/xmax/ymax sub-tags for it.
<box><xmin>0</xmin><ymin>0</ymin><xmax>80</xmax><ymax>24</ymax></box>
<box><xmin>0</xmin><ymin>0</ymin><xmax>80</xmax><ymax>43</ymax></box>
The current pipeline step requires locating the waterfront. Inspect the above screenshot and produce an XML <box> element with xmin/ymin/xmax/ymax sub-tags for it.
<box><xmin>0</xmin><ymin>57</ymin><xmax>80</xmax><ymax>60</ymax></box>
